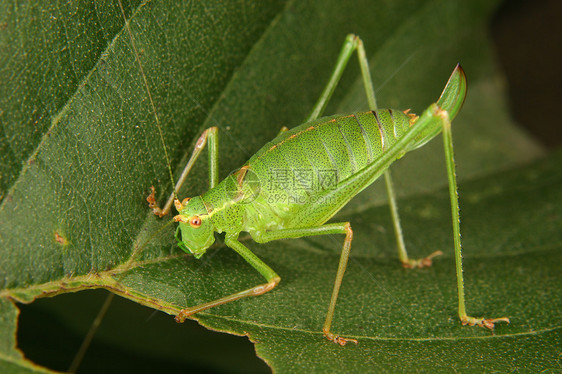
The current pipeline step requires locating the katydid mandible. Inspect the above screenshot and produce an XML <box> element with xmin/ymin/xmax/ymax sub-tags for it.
<box><xmin>147</xmin><ymin>34</ymin><xmax>509</xmax><ymax>345</ymax></box>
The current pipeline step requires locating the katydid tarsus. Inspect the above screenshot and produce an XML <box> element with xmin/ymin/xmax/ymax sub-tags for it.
<box><xmin>144</xmin><ymin>34</ymin><xmax>510</xmax><ymax>345</ymax></box>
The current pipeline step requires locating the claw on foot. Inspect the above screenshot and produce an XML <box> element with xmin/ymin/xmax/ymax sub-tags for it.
<box><xmin>147</xmin><ymin>186</ymin><xmax>166</xmax><ymax>217</ymax></box>
<box><xmin>175</xmin><ymin>310</ymin><xmax>189</xmax><ymax>323</ymax></box>
<box><xmin>402</xmin><ymin>250</ymin><xmax>443</xmax><ymax>269</ymax></box>
<box><xmin>462</xmin><ymin>316</ymin><xmax>510</xmax><ymax>330</ymax></box>
<box><xmin>323</xmin><ymin>330</ymin><xmax>358</xmax><ymax>346</ymax></box>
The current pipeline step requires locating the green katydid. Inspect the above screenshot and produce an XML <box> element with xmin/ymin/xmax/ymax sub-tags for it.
<box><xmin>146</xmin><ymin>34</ymin><xmax>510</xmax><ymax>345</ymax></box>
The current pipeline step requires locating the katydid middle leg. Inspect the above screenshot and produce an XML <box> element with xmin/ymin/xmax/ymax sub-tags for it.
<box><xmin>253</xmin><ymin>223</ymin><xmax>358</xmax><ymax>345</ymax></box>
<box><xmin>174</xmin><ymin>234</ymin><xmax>281</xmax><ymax>322</ymax></box>
<box><xmin>173</xmin><ymin>222</ymin><xmax>358</xmax><ymax>345</ymax></box>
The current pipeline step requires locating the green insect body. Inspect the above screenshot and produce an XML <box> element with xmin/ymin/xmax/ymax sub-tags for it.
<box><xmin>179</xmin><ymin>110</ymin><xmax>428</xmax><ymax>258</ymax></box>
<box><xmin>147</xmin><ymin>34</ymin><xmax>509</xmax><ymax>346</ymax></box>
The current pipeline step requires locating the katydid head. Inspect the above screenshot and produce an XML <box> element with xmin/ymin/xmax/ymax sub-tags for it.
<box><xmin>175</xmin><ymin>196</ymin><xmax>215</xmax><ymax>259</ymax></box>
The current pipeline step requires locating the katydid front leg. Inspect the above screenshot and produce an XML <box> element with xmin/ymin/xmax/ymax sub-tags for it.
<box><xmin>147</xmin><ymin>126</ymin><xmax>219</xmax><ymax>217</ymax></box>
<box><xmin>175</xmin><ymin>234</ymin><xmax>280</xmax><ymax>322</ymax></box>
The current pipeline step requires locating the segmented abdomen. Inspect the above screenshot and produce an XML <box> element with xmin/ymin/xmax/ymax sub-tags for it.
<box><xmin>223</xmin><ymin>110</ymin><xmax>414</xmax><ymax>230</ymax></box>
<box><xmin>248</xmin><ymin>110</ymin><xmax>411</xmax><ymax>196</ymax></box>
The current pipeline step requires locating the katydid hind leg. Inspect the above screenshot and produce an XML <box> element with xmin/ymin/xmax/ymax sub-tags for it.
<box><xmin>306</xmin><ymin>34</ymin><xmax>363</xmax><ymax>122</ymax></box>
<box><xmin>434</xmin><ymin>105</ymin><xmax>509</xmax><ymax>329</ymax></box>
<box><xmin>351</xmin><ymin>34</ymin><xmax>440</xmax><ymax>268</ymax></box>
<box><xmin>300</xmin><ymin>33</ymin><xmax>417</xmax><ymax>269</ymax></box>
<box><xmin>384</xmin><ymin>170</ymin><xmax>443</xmax><ymax>268</ymax></box>
<box><xmin>299</xmin><ymin>34</ymin><xmax>437</xmax><ymax>343</ymax></box>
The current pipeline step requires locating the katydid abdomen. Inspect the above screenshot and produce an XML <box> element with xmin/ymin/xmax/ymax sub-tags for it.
<box><xmin>203</xmin><ymin>108</ymin><xmax>431</xmax><ymax>235</ymax></box>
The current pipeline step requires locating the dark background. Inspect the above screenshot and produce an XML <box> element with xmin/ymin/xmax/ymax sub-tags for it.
<box><xmin>491</xmin><ymin>0</ymin><xmax>561</xmax><ymax>148</ymax></box>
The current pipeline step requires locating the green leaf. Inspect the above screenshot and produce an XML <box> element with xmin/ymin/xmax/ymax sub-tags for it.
<box><xmin>1</xmin><ymin>0</ymin><xmax>558</xmax><ymax>372</ymax></box>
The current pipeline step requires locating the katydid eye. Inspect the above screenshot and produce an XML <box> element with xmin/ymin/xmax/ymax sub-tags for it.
<box><xmin>190</xmin><ymin>216</ymin><xmax>202</xmax><ymax>228</ymax></box>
